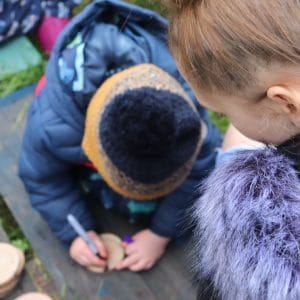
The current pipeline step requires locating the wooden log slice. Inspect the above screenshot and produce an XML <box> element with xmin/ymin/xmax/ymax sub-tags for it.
<box><xmin>0</xmin><ymin>277</ymin><xmax>19</xmax><ymax>298</ymax></box>
<box><xmin>14</xmin><ymin>292</ymin><xmax>53</xmax><ymax>300</ymax></box>
<box><xmin>0</xmin><ymin>243</ymin><xmax>25</xmax><ymax>286</ymax></box>
<box><xmin>0</xmin><ymin>243</ymin><xmax>25</xmax><ymax>298</ymax></box>
<box><xmin>87</xmin><ymin>233</ymin><xmax>125</xmax><ymax>273</ymax></box>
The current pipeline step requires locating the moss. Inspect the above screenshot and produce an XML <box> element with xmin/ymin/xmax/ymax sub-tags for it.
<box><xmin>0</xmin><ymin>61</ymin><xmax>45</xmax><ymax>98</ymax></box>
<box><xmin>0</xmin><ymin>196</ymin><xmax>33</xmax><ymax>260</ymax></box>
<box><xmin>127</xmin><ymin>0</ymin><xmax>167</xmax><ymax>15</ymax></box>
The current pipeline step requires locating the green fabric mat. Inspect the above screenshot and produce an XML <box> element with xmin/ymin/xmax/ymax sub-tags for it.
<box><xmin>0</xmin><ymin>36</ymin><xmax>42</xmax><ymax>79</ymax></box>
<box><xmin>0</xmin><ymin>36</ymin><xmax>44</xmax><ymax>98</ymax></box>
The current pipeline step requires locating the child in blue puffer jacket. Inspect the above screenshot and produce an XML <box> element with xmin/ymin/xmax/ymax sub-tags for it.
<box><xmin>19</xmin><ymin>0</ymin><xmax>222</xmax><ymax>272</ymax></box>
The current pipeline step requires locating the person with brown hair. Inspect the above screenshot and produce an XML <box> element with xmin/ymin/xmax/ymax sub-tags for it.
<box><xmin>166</xmin><ymin>1</ymin><xmax>300</xmax><ymax>299</ymax></box>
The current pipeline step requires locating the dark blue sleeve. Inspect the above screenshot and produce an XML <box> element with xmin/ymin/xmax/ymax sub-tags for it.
<box><xmin>18</xmin><ymin>102</ymin><xmax>95</xmax><ymax>246</ymax></box>
<box><xmin>150</xmin><ymin>179</ymin><xmax>198</xmax><ymax>238</ymax></box>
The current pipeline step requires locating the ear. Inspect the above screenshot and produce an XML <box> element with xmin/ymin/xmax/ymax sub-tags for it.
<box><xmin>267</xmin><ymin>85</ymin><xmax>299</xmax><ymax>113</ymax></box>
<box><xmin>267</xmin><ymin>85</ymin><xmax>300</xmax><ymax>126</ymax></box>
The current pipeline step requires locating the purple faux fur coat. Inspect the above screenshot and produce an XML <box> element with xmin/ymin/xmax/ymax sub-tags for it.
<box><xmin>193</xmin><ymin>147</ymin><xmax>300</xmax><ymax>300</ymax></box>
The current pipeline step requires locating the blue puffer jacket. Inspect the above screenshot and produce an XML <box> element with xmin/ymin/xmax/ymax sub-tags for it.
<box><xmin>19</xmin><ymin>0</ymin><xmax>222</xmax><ymax>245</ymax></box>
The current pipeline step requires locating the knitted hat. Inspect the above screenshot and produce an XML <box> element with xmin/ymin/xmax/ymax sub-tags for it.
<box><xmin>82</xmin><ymin>64</ymin><xmax>203</xmax><ymax>200</ymax></box>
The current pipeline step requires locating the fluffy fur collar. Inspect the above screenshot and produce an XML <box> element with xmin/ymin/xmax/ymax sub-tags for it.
<box><xmin>193</xmin><ymin>147</ymin><xmax>300</xmax><ymax>300</ymax></box>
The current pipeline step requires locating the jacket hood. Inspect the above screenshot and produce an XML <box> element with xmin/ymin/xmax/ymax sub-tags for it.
<box><xmin>43</xmin><ymin>0</ymin><xmax>172</xmax><ymax>133</ymax></box>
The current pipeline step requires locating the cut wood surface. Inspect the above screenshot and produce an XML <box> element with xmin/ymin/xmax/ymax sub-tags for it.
<box><xmin>0</xmin><ymin>225</ymin><xmax>48</xmax><ymax>300</ymax></box>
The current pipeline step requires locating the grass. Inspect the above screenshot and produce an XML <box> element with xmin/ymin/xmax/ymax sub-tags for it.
<box><xmin>127</xmin><ymin>0</ymin><xmax>167</xmax><ymax>15</ymax></box>
<box><xmin>72</xmin><ymin>0</ymin><xmax>167</xmax><ymax>15</ymax></box>
<box><xmin>73</xmin><ymin>0</ymin><xmax>92</xmax><ymax>14</ymax></box>
<box><xmin>0</xmin><ymin>62</ymin><xmax>45</xmax><ymax>98</ymax></box>
<box><xmin>0</xmin><ymin>196</ymin><xmax>33</xmax><ymax>259</ymax></box>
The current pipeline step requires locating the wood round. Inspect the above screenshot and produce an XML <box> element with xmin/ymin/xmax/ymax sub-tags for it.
<box><xmin>0</xmin><ymin>243</ymin><xmax>25</xmax><ymax>298</ymax></box>
<box><xmin>87</xmin><ymin>233</ymin><xmax>125</xmax><ymax>273</ymax></box>
<box><xmin>99</xmin><ymin>233</ymin><xmax>122</xmax><ymax>245</ymax></box>
<box><xmin>0</xmin><ymin>277</ymin><xmax>19</xmax><ymax>298</ymax></box>
<box><xmin>14</xmin><ymin>292</ymin><xmax>53</xmax><ymax>300</ymax></box>
<box><xmin>0</xmin><ymin>243</ymin><xmax>25</xmax><ymax>286</ymax></box>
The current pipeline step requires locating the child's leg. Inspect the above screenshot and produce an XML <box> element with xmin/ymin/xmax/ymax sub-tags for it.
<box><xmin>36</xmin><ymin>16</ymin><xmax>70</xmax><ymax>54</ymax></box>
<box><xmin>37</xmin><ymin>1</ymin><xmax>85</xmax><ymax>54</ymax></box>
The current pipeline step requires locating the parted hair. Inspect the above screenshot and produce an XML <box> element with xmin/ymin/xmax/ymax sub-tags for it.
<box><xmin>166</xmin><ymin>0</ymin><xmax>300</xmax><ymax>94</ymax></box>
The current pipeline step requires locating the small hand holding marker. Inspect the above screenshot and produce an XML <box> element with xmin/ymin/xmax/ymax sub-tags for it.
<box><xmin>67</xmin><ymin>214</ymin><xmax>107</xmax><ymax>268</ymax></box>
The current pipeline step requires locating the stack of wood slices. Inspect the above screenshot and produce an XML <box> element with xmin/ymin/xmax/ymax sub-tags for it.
<box><xmin>0</xmin><ymin>243</ymin><xmax>25</xmax><ymax>298</ymax></box>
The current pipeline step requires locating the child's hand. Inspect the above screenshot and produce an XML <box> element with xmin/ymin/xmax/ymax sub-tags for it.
<box><xmin>69</xmin><ymin>230</ymin><xmax>107</xmax><ymax>268</ymax></box>
<box><xmin>116</xmin><ymin>229</ymin><xmax>171</xmax><ymax>272</ymax></box>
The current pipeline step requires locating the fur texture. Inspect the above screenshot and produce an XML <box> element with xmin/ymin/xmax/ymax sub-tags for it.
<box><xmin>193</xmin><ymin>148</ymin><xmax>300</xmax><ymax>300</ymax></box>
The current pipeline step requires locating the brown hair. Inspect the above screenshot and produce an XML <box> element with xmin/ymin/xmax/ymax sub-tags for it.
<box><xmin>167</xmin><ymin>0</ymin><xmax>300</xmax><ymax>94</ymax></box>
